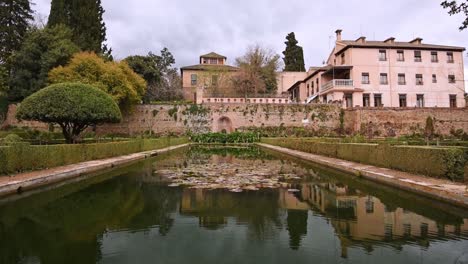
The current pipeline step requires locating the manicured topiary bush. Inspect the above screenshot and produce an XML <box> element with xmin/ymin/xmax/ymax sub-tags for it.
<box><xmin>16</xmin><ymin>82</ymin><xmax>122</xmax><ymax>143</ymax></box>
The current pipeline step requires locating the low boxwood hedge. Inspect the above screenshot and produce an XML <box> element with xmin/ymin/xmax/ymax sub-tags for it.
<box><xmin>261</xmin><ymin>138</ymin><xmax>467</xmax><ymax>181</ymax></box>
<box><xmin>0</xmin><ymin>137</ymin><xmax>188</xmax><ymax>176</ymax></box>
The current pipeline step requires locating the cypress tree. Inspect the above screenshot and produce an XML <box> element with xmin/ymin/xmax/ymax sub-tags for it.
<box><xmin>0</xmin><ymin>0</ymin><xmax>34</xmax><ymax>65</ymax></box>
<box><xmin>47</xmin><ymin>0</ymin><xmax>68</xmax><ymax>27</ymax></box>
<box><xmin>282</xmin><ymin>32</ymin><xmax>306</xmax><ymax>72</ymax></box>
<box><xmin>47</xmin><ymin>0</ymin><xmax>109</xmax><ymax>55</ymax></box>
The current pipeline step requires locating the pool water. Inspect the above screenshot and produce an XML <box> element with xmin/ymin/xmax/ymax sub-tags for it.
<box><xmin>1</xmin><ymin>145</ymin><xmax>467</xmax><ymax>264</ymax></box>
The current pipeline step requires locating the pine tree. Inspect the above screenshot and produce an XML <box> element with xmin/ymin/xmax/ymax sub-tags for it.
<box><xmin>47</xmin><ymin>0</ymin><xmax>109</xmax><ymax>55</ymax></box>
<box><xmin>282</xmin><ymin>32</ymin><xmax>306</xmax><ymax>72</ymax></box>
<box><xmin>0</xmin><ymin>0</ymin><xmax>34</xmax><ymax>65</ymax></box>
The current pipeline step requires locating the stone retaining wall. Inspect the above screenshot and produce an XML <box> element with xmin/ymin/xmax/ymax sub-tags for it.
<box><xmin>2</xmin><ymin>103</ymin><xmax>467</xmax><ymax>137</ymax></box>
<box><xmin>344</xmin><ymin>107</ymin><xmax>468</xmax><ymax>137</ymax></box>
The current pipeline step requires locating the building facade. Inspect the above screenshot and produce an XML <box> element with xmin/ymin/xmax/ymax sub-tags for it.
<box><xmin>289</xmin><ymin>30</ymin><xmax>466</xmax><ymax>108</ymax></box>
<box><xmin>181</xmin><ymin>52</ymin><xmax>239</xmax><ymax>102</ymax></box>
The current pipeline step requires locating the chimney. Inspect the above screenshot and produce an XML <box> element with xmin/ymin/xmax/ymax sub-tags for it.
<box><xmin>355</xmin><ymin>36</ymin><xmax>366</xmax><ymax>43</ymax></box>
<box><xmin>409</xmin><ymin>37</ymin><xmax>423</xmax><ymax>44</ymax></box>
<box><xmin>335</xmin><ymin>29</ymin><xmax>342</xmax><ymax>41</ymax></box>
<box><xmin>384</xmin><ymin>37</ymin><xmax>395</xmax><ymax>44</ymax></box>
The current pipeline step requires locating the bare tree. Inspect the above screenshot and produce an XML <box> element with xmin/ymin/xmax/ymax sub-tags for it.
<box><xmin>234</xmin><ymin>45</ymin><xmax>281</xmax><ymax>96</ymax></box>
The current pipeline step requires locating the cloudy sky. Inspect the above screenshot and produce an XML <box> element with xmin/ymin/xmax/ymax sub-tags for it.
<box><xmin>32</xmin><ymin>0</ymin><xmax>467</xmax><ymax>84</ymax></box>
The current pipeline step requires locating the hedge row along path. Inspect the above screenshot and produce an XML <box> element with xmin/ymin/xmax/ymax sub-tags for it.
<box><xmin>258</xmin><ymin>143</ymin><xmax>468</xmax><ymax>209</ymax></box>
<box><xmin>0</xmin><ymin>143</ymin><xmax>189</xmax><ymax>198</ymax></box>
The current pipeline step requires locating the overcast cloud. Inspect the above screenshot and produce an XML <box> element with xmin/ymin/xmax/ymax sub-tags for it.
<box><xmin>32</xmin><ymin>0</ymin><xmax>468</xmax><ymax>87</ymax></box>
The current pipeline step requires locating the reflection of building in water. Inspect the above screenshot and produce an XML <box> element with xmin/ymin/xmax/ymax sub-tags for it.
<box><xmin>293</xmin><ymin>182</ymin><xmax>468</xmax><ymax>257</ymax></box>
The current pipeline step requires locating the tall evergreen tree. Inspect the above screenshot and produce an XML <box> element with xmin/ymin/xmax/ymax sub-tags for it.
<box><xmin>0</xmin><ymin>0</ymin><xmax>34</xmax><ymax>64</ymax></box>
<box><xmin>282</xmin><ymin>32</ymin><xmax>306</xmax><ymax>72</ymax></box>
<box><xmin>47</xmin><ymin>0</ymin><xmax>68</xmax><ymax>27</ymax></box>
<box><xmin>47</xmin><ymin>0</ymin><xmax>109</xmax><ymax>55</ymax></box>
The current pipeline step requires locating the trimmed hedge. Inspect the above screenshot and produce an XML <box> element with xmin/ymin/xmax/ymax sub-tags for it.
<box><xmin>191</xmin><ymin>132</ymin><xmax>260</xmax><ymax>144</ymax></box>
<box><xmin>0</xmin><ymin>137</ymin><xmax>188</xmax><ymax>175</ymax></box>
<box><xmin>261</xmin><ymin>138</ymin><xmax>467</xmax><ymax>181</ymax></box>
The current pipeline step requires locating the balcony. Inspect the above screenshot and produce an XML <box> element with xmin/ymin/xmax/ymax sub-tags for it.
<box><xmin>321</xmin><ymin>79</ymin><xmax>354</xmax><ymax>93</ymax></box>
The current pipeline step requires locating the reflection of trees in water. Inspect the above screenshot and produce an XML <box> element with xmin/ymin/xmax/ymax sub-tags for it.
<box><xmin>0</xmin><ymin>171</ymin><xmax>182</xmax><ymax>263</ymax></box>
<box><xmin>180</xmin><ymin>189</ymin><xmax>284</xmax><ymax>241</ymax></box>
<box><xmin>287</xmin><ymin>210</ymin><xmax>308</xmax><ymax>250</ymax></box>
<box><xmin>127</xmin><ymin>183</ymin><xmax>181</xmax><ymax>236</ymax></box>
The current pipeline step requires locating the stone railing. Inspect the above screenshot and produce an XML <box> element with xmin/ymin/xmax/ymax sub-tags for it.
<box><xmin>202</xmin><ymin>97</ymin><xmax>291</xmax><ymax>104</ymax></box>
<box><xmin>321</xmin><ymin>79</ymin><xmax>354</xmax><ymax>92</ymax></box>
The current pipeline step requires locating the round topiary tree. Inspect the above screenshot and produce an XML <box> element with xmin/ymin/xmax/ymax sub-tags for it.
<box><xmin>16</xmin><ymin>82</ymin><xmax>122</xmax><ymax>143</ymax></box>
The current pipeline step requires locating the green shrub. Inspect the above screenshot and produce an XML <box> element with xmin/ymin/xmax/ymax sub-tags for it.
<box><xmin>0</xmin><ymin>137</ymin><xmax>188</xmax><ymax>176</ymax></box>
<box><xmin>191</xmin><ymin>132</ymin><xmax>260</xmax><ymax>144</ymax></box>
<box><xmin>261</xmin><ymin>138</ymin><xmax>467</xmax><ymax>181</ymax></box>
<box><xmin>2</xmin><ymin>134</ymin><xmax>23</xmax><ymax>145</ymax></box>
<box><xmin>16</xmin><ymin>82</ymin><xmax>122</xmax><ymax>144</ymax></box>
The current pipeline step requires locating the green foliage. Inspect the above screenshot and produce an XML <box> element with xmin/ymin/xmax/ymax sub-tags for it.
<box><xmin>48</xmin><ymin>52</ymin><xmax>146</xmax><ymax>112</ymax></box>
<box><xmin>191</xmin><ymin>132</ymin><xmax>260</xmax><ymax>144</ymax></box>
<box><xmin>7</xmin><ymin>25</ymin><xmax>80</xmax><ymax>102</ymax></box>
<box><xmin>168</xmin><ymin>106</ymin><xmax>178</xmax><ymax>121</ymax></box>
<box><xmin>339</xmin><ymin>109</ymin><xmax>345</xmax><ymax>135</ymax></box>
<box><xmin>0</xmin><ymin>137</ymin><xmax>188</xmax><ymax>175</ymax></box>
<box><xmin>0</xmin><ymin>93</ymin><xmax>8</xmax><ymax>122</ymax></box>
<box><xmin>125</xmin><ymin>48</ymin><xmax>182</xmax><ymax>102</ymax></box>
<box><xmin>262</xmin><ymin>138</ymin><xmax>467</xmax><ymax>181</ymax></box>
<box><xmin>16</xmin><ymin>82</ymin><xmax>122</xmax><ymax>143</ymax></box>
<box><xmin>0</xmin><ymin>0</ymin><xmax>34</xmax><ymax>65</ymax></box>
<box><xmin>182</xmin><ymin>104</ymin><xmax>210</xmax><ymax>116</ymax></box>
<box><xmin>2</xmin><ymin>134</ymin><xmax>23</xmax><ymax>145</ymax></box>
<box><xmin>48</xmin><ymin>0</ymin><xmax>110</xmax><ymax>55</ymax></box>
<box><xmin>282</xmin><ymin>32</ymin><xmax>306</xmax><ymax>72</ymax></box>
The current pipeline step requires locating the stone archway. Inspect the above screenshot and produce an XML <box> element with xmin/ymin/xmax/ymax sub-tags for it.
<box><xmin>216</xmin><ymin>116</ymin><xmax>234</xmax><ymax>133</ymax></box>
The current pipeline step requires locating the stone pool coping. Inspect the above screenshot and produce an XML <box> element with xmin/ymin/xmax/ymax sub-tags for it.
<box><xmin>0</xmin><ymin>143</ymin><xmax>190</xmax><ymax>197</ymax></box>
<box><xmin>257</xmin><ymin>143</ymin><xmax>468</xmax><ymax>209</ymax></box>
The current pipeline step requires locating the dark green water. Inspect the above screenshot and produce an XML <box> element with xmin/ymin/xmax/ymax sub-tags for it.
<box><xmin>1</xmin><ymin>145</ymin><xmax>468</xmax><ymax>264</ymax></box>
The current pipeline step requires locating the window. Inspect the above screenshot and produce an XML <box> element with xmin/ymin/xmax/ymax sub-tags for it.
<box><xmin>191</xmin><ymin>74</ymin><xmax>198</xmax><ymax>86</ymax></box>
<box><xmin>421</xmin><ymin>223</ymin><xmax>429</xmax><ymax>238</ymax></box>
<box><xmin>365</xmin><ymin>197</ymin><xmax>374</xmax><ymax>213</ymax></box>
<box><xmin>374</xmin><ymin>94</ymin><xmax>383</xmax><ymax>107</ymax></box>
<box><xmin>380</xmin><ymin>73</ymin><xmax>388</xmax><ymax>84</ymax></box>
<box><xmin>450</xmin><ymin>95</ymin><xmax>457</xmax><ymax>108</ymax></box>
<box><xmin>448</xmin><ymin>75</ymin><xmax>456</xmax><ymax>83</ymax></box>
<box><xmin>341</xmin><ymin>53</ymin><xmax>346</xmax><ymax>65</ymax></box>
<box><xmin>416</xmin><ymin>94</ymin><xmax>424</xmax><ymax>107</ymax></box>
<box><xmin>209</xmin><ymin>58</ymin><xmax>218</xmax><ymax>64</ymax></box>
<box><xmin>399</xmin><ymin>94</ymin><xmax>407</xmax><ymax>107</ymax></box>
<box><xmin>416</xmin><ymin>74</ymin><xmax>423</xmax><ymax>85</ymax></box>
<box><xmin>344</xmin><ymin>94</ymin><xmax>353</xmax><ymax>108</ymax></box>
<box><xmin>432</xmin><ymin>74</ymin><xmax>437</xmax><ymax>83</ymax></box>
<box><xmin>362</xmin><ymin>73</ymin><xmax>370</xmax><ymax>84</ymax></box>
<box><xmin>363</xmin><ymin>94</ymin><xmax>370</xmax><ymax>107</ymax></box>
<box><xmin>211</xmin><ymin>75</ymin><xmax>218</xmax><ymax>86</ymax></box>
<box><xmin>397</xmin><ymin>50</ymin><xmax>405</xmax><ymax>61</ymax></box>
<box><xmin>398</xmin><ymin>73</ymin><xmax>406</xmax><ymax>85</ymax></box>
<box><xmin>379</xmin><ymin>50</ymin><xmax>387</xmax><ymax>61</ymax></box>
<box><xmin>447</xmin><ymin>52</ymin><xmax>454</xmax><ymax>63</ymax></box>
<box><xmin>431</xmin><ymin>51</ymin><xmax>438</xmax><ymax>62</ymax></box>
<box><xmin>414</xmin><ymin>50</ymin><xmax>422</xmax><ymax>62</ymax></box>
<box><xmin>404</xmin><ymin>224</ymin><xmax>412</xmax><ymax>237</ymax></box>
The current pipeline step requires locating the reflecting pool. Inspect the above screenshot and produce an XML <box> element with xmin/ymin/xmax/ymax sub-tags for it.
<box><xmin>1</xmin><ymin>145</ymin><xmax>467</xmax><ymax>264</ymax></box>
